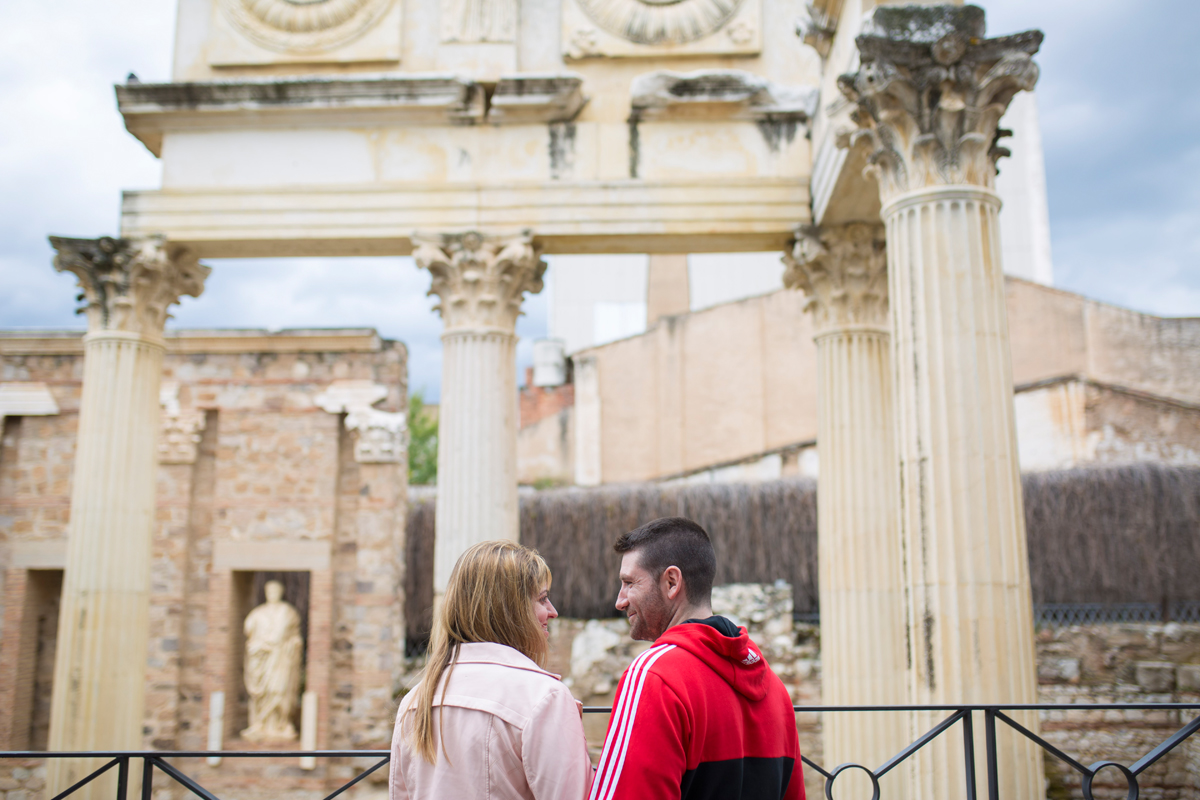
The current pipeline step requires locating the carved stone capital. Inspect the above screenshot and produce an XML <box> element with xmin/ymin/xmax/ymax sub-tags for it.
<box><xmin>796</xmin><ymin>1</ymin><xmax>839</xmax><ymax>58</ymax></box>
<box><xmin>837</xmin><ymin>5</ymin><xmax>1042</xmax><ymax>203</ymax></box>
<box><xmin>783</xmin><ymin>223</ymin><xmax>887</xmax><ymax>331</ymax></box>
<box><xmin>347</xmin><ymin>410</ymin><xmax>408</xmax><ymax>463</ymax></box>
<box><xmin>314</xmin><ymin>380</ymin><xmax>408</xmax><ymax>464</ymax></box>
<box><xmin>159</xmin><ymin>411</ymin><xmax>207</xmax><ymax>464</ymax></box>
<box><xmin>413</xmin><ymin>230</ymin><xmax>546</xmax><ymax>334</ymax></box>
<box><xmin>50</xmin><ymin>235</ymin><xmax>210</xmax><ymax>339</ymax></box>
<box><xmin>158</xmin><ymin>381</ymin><xmax>206</xmax><ymax>464</ymax></box>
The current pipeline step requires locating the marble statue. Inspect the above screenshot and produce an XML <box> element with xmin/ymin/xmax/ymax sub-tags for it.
<box><xmin>241</xmin><ymin>580</ymin><xmax>303</xmax><ymax>741</ymax></box>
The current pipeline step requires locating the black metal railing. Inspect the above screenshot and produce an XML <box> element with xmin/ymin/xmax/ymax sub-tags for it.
<box><xmin>4</xmin><ymin>703</ymin><xmax>1198</xmax><ymax>800</ymax></box>
<box><xmin>0</xmin><ymin>750</ymin><xmax>389</xmax><ymax>800</ymax></box>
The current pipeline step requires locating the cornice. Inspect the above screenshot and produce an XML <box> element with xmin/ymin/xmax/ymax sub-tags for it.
<box><xmin>117</xmin><ymin>73</ymin><xmax>589</xmax><ymax>156</ymax></box>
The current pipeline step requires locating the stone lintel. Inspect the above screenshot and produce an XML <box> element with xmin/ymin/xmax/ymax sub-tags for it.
<box><xmin>116</xmin><ymin>75</ymin><xmax>486</xmax><ymax>156</ymax></box>
<box><xmin>9</xmin><ymin>541</ymin><xmax>68</xmax><ymax>570</ymax></box>
<box><xmin>0</xmin><ymin>383</ymin><xmax>60</xmax><ymax>418</ymax></box>
<box><xmin>120</xmin><ymin>179</ymin><xmax>812</xmax><ymax>259</ymax></box>
<box><xmin>0</xmin><ymin>328</ymin><xmax>384</xmax><ymax>357</ymax></box>
<box><xmin>488</xmin><ymin>75</ymin><xmax>587</xmax><ymax>124</ymax></box>
<box><xmin>212</xmin><ymin>540</ymin><xmax>332</xmax><ymax>572</ymax></box>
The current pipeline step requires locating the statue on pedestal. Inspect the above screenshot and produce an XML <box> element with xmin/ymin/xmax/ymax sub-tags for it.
<box><xmin>241</xmin><ymin>580</ymin><xmax>303</xmax><ymax>741</ymax></box>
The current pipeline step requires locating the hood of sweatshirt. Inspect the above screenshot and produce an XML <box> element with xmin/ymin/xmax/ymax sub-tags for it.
<box><xmin>655</xmin><ymin>615</ymin><xmax>770</xmax><ymax>702</ymax></box>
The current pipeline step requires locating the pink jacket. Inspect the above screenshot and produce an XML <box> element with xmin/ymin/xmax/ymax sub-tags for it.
<box><xmin>389</xmin><ymin>642</ymin><xmax>593</xmax><ymax>800</ymax></box>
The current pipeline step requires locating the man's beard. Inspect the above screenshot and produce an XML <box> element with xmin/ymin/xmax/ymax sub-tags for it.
<box><xmin>629</xmin><ymin>585</ymin><xmax>671</xmax><ymax>641</ymax></box>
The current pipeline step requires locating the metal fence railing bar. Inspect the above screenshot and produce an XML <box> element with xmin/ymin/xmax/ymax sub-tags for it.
<box><xmin>6</xmin><ymin>704</ymin><xmax>1198</xmax><ymax>800</ymax></box>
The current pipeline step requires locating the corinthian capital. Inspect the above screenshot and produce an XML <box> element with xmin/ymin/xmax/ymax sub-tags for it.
<box><xmin>413</xmin><ymin>230</ymin><xmax>546</xmax><ymax>334</ymax></box>
<box><xmin>50</xmin><ymin>235</ymin><xmax>210</xmax><ymax>338</ymax></box>
<box><xmin>783</xmin><ymin>223</ymin><xmax>887</xmax><ymax>332</ymax></box>
<box><xmin>837</xmin><ymin>5</ymin><xmax>1042</xmax><ymax>203</ymax></box>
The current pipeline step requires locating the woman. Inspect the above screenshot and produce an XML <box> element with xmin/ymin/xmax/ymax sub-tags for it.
<box><xmin>390</xmin><ymin>540</ymin><xmax>593</xmax><ymax>800</ymax></box>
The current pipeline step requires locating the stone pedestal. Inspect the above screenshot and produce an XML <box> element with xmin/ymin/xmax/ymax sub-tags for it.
<box><xmin>414</xmin><ymin>231</ymin><xmax>545</xmax><ymax>594</ymax></box>
<box><xmin>46</xmin><ymin>236</ymin><xmax>207</xmax><ymax>798</ymax></box>
<box><xmin>784</xmin><ymin>224</ymin><xmax>909</xmax><ymax>795</ymax></box>
<box><xmin>840</xmin><ymin>7</ymin><xmax>1045</xmax><ymax>799</ymax></box>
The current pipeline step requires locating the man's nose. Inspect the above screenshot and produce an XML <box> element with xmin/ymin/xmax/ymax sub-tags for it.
<box><xmin>615</xmin><ymin>590</ymin><xmax>628</xmax><ymax>611</ymax></box>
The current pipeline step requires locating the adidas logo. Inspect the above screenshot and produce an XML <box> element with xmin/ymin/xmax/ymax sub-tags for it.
<box><xmin>741</xmin><ymin>651</ymin><xmax>761</xmax><ymax>666</ymax></box>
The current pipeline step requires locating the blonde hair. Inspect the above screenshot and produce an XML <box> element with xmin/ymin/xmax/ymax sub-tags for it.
<box><xmin>408</xmin><ymin>540</ymin><xmax>552</xmax><ymax>764</ymax></box>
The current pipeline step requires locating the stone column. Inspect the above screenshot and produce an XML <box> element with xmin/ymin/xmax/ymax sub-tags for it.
<box><xmin>414</xmin><ymin>231</ymin><xmax>545</xmax><ymax>594</ymax></box>
<box><xmin>783</xmin><ymin>224</ymin><xmax>909</xmax><ymax>797</ymax></box>
<box><xmin>839</xmin><ymin>7</ymin><xmax>1044</xmax><ymax>799</ymax></box>
<box><xmin>46</xmin><ymin>236</ymin><xmax>208</xmax><ymax>796</ymax></box>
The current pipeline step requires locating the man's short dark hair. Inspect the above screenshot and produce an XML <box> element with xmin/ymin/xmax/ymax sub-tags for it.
<box><xmin>614</xmin><ymin>517</ymin><xmax>716</xmax><ymax>605</ymax></box>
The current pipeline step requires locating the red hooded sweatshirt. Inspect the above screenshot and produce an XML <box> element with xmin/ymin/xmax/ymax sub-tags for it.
<box><xmin>589</xmin><ymin>616</ymin><xmax>805</xmax><ymax>800</ymax></box>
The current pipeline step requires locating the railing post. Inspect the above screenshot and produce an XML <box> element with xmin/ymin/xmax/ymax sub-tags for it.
<box><xmin>985</xmin><ymin>709</ymin><xmax>1000</xmax><ymax>800</ymax></box>
<box><xmin>963</xmin><ymin>710</ymin><xmax>978</xmax><ymax>800</ymax></box>
<box><xmin>116</xmin><ymin>757</ymin><xmax>129</xmax><ymax>800</ymax></box>
<box><xmin>141</xmin><ymin>758</ymin><xmax>154</xmax><ymax>800</ymax></box>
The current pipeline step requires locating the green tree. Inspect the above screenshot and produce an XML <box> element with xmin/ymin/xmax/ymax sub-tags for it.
<box><xmin>408</xmin><ymin>390</ymin><xmax>438</xmax><ymax>485</ymax></box>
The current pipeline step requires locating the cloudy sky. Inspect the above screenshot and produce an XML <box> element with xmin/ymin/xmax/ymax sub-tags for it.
<box><xmin>2</xmin><ymin>0</ymin><xmax>1197</xmax><ymax>399</ymax></box>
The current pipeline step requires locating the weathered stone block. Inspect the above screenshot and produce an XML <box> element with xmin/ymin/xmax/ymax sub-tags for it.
<box><xmin>1135</xmin><ymin>662</ymin><xmax>1176</xmax><ymax>692</ymax></box>
<box><xmin>1177</xmin><ymin>664</ymin><xmax>1200</xmax><ymax>692</ymax></box>
<box><xmin>1039</xmin><ymin>657</ymin><xmax>1081</xmax><ymax>684</ymax></box>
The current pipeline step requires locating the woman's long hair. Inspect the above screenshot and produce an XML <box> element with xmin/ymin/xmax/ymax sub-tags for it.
<box><xmin>407</xmin><ymin>540</ymin><xmax>552</xmax><ymax>764</ymax></box>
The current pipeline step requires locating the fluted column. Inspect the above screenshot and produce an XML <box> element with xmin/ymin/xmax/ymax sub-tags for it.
<box><xmin>784</xmin><ymin>224</ymin><xmax>909</xmax><ymax>797</ymax></box>
<box><xmin>414</xmin><ymin>230</ymin><xmax>545</xmax><ymax>594</ymax></box>
<box><xmin>47</xmin><ymin>236</ymin><xmax>208</xmax><ymax>796</ymax></box>
<box><xmin>839</xmin><ymin>6</ymin><xmax>1044</xmax><ymax>799</ymax></box>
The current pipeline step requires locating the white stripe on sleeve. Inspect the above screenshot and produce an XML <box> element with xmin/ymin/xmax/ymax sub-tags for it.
<box><xmin>595</xmin><ymin>644</ymin><xmax>676</xmax><ymax>800</ymax></box>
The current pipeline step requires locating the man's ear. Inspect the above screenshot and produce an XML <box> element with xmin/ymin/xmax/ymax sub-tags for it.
<box><xmin>661</xmin><ymin>566</ymin><xmax>684</xmax><ymax>602</ymax></box>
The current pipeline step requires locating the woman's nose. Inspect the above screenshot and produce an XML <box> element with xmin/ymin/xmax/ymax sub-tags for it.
<box><xmin>548</xmin><ymin>601</ymin><xmax>558</xmax><ymax>619</ymax></box>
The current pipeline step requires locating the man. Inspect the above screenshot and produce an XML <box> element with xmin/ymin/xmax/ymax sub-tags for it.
<box><xmin>590</xmin><ymin>517</ymin><xmax>805</xmax><ymax>800</ymax></box>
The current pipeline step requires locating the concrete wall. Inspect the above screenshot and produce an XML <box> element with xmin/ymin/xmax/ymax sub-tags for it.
<box><xmin>574</xmin><ymin>278</ymin><xmax>1200</xmax><ymax>483</ymax></box>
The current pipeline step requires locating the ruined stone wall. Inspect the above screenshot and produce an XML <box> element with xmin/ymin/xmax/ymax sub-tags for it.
<box><xmin>0</xmin><ymin>331</ymin><xmax>408</xmax><ymax>800</ymax></box>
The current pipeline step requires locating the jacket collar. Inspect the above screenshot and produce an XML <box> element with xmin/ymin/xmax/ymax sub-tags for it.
<box><xmin>453</xmin><ymin>641</ymin><xmax>561</xmax><ymax>680</ymax></box>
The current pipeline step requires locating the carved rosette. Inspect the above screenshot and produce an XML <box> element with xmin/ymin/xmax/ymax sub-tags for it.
<box><xmin>576</xmin><ymin>0</ymin><xmax>747</xmax><ymax>46</ymax></box>
<box><xmin>836</xmin><ymin>5</ymin><xmax>1042</xmax><ymax>204</ymax></box>
<box><xmin>783</xmin><ymin>223</ymin><xmax>887</xmax><ymax>332</ymax></box>
<box><xmin>220</xmin><ymin>0</ymin><xmax>396</xmax><ymax>52</ymax></box>
<box><xmin>413</xmin><ymin>230</ymin><xmax>546</xmax><ymax>335</ymax></box>
<box><xmin>50</xmin><ymin>235</ymin><xmax>209</xmax><ymax>340</ymax></box>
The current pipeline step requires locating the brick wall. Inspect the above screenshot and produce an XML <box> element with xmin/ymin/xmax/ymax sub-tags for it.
<box><xmin>0</xmin><ymin>331</ymin><xmax>408</xmax><ymax>799</ymax></box>
<box><xmin>519</xmin><ymin>367</ymin><xmax>574</xmax><ymax>429</ymax></box>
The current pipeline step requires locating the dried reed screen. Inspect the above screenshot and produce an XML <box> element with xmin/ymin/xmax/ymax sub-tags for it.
<box><xmin>406</xmin><ymin>464</ymin><xmax>1200</xmax><ymax>645</ymax></box>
